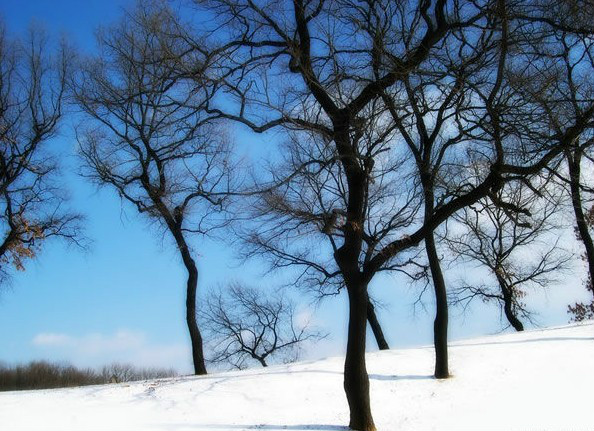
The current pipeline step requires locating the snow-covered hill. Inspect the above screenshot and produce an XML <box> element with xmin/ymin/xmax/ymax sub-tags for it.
<box><xmin>1</xmin><ymin>322</ymin><xmax>592</xmax><ymax>431</ymax></box>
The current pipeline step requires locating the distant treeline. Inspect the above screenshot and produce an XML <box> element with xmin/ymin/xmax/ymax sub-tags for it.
<box><xmin>0</xmin><ymin>361</ymin><xmax>178</xmax><ymax>392</ymax></box>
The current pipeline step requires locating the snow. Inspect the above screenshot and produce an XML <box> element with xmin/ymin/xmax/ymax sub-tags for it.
<box><xmin>1</xmin><ymin>322</ymin><xmax>592</xmax><ymax>431</ymax></box>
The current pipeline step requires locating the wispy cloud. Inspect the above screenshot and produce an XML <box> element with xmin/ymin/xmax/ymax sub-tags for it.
<box><xmin>32</xmin><ymin>333</ymin><xmax>73</xmax><ymax>346</ymax></box>
<box><xmin>31</xmin><ymin>329</ymin><xmax>191</xmax><ymax>372</ymax></box>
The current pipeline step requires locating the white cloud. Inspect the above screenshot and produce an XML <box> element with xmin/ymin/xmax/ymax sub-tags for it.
<box><xmin>30</xmin><ymin>329</ymin><xmax>191</xmax><ymax>372</ymax></box>
<box><xmin>32</xmin><ymin>333</ymin><xmax>73</xmax><ymax>346</ymax></box>
<box><xmin>33</xmin><ymin>330</ymin><xmax>145</xmax><ymax>353</ymax></box>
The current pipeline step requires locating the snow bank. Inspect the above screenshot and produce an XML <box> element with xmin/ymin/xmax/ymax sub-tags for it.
<box><xmin>1</xmin><ymin>322</ymin><xmax>592</xmax><ymax>430</ymax></box>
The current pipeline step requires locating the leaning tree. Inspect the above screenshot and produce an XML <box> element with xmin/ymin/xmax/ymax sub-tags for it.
<box><xmin>0</xmin><ymin>23</ymin><xmax>82</xmax><ymax>286</ymax></box>
<box><xmin>73</xmin><ymin>6</ymin><xmax>236</xmax><ymax>375</ymax></box>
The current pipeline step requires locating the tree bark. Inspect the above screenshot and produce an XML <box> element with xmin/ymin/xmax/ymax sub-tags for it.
<box><xmin>168</xmin><ymin>222</ymin><xmax>207</xmax><ymax>375</ymax></box>
<box><xmin>568</xmin><ymin>150</ymin><xmax>594</xmax><ymax>294</ymax></box>
<box><xmin>184</xmin><ymin>255</ymin><xmax>207</xmax><ymax>375</ymax></box>
<box><xmin>344</xmin><ymin>281</ymin><xmax>376</xmax><ymax>431</ymax></box>
<box><xmin>331</xmin><ymin>115</ymin><xmax>376</xmax><ymax>430</ymax></box>
<box><xmin>503</xmin><ymin>299</ymin><xmax>524</xmax><ymax>331</ymax></box>
<box><xmin>425</xmin><ymin>231</ymin><xmax>450</xmax><ymax>379</ymax></box>
<box><xmin>497</xmin><ymin>276</ymin><xmax>524</xmax><ymax>331</ymax></box>
<box><xmin>367</xmin><ymin>301</ymin><xmax>389</xmax><ymax>350</ymax></box>
<box><xmin>148</xmin><ymin>192</ymin><xmax>208</xmax><ymax>376</ymax></box>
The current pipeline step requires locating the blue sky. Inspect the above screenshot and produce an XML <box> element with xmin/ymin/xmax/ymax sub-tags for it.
<box><xmin>0</xmin><ymin>0</ymin><xmax>589</xmax><ymax>374</ymax></box>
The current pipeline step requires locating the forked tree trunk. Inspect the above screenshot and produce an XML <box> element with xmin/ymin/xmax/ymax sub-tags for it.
<box><xmin>344</xmin><ymin>282</ymin><xmax>376</xmax><ymax>431</ymax></box>
<box><xmin>568</xmin><ymin>150</ymin><xmax>594</xmax><ymax>294</ymax></box>
<box><xmin>367</xmin><ymin>301</ymin><xmax>389</xmax><ymax>350</ymax></box>
<box><xmin>425</xmin><ymin>232</ymin><xmax>450</xmax><ymax>379</ymax></box>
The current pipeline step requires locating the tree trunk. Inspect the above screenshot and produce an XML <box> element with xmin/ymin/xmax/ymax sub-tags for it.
<box><xmin>497</xmin><ymin>276</ymin><xmax>524</xmax><ymax>331</ymax></box>
<box><xmin>425</xmin><ymin>231</ymin><xmax>450</xmax><ymax>379</ymax></box>
<box><xmin>503</xmin><ymin>300</ymin><xmax>524</xmax><ymax>331</ymax></box>
<box><xmin>344</xmin><ymin>282</ymin><xmax>376</xmax><ymax>431</ymax></box>
<box><xmin>151</xmin><ymin>196</ymin><xmax>208</xmax><ymax>376</ymax></box>
<box><xmin>184</xmin><ymin>258</ymin><xmax>207</xmax><ymax>375</ymax></box>
<box><xmin>568</xmin><ymin>150</ymin><xmax>594</xmax><ymax>293</ymax></box>
<box><xmin>333</xmin><ymin>117</ymin><xmax>375</xmax><ymax>430</ymax></box>
<box><xmin>367</xmin><ymin>301</ymin><xmax>389</xmax><ymax>350</ymax></box>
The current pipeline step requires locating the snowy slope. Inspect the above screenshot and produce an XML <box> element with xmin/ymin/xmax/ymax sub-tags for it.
<box><xmin>1</xmin><ymin>322</ymin><xmax>592</xmax><ymax>431</ymax></box>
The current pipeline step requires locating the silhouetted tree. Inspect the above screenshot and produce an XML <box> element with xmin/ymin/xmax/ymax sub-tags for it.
<box><xmin>508</xmin><ymin>0</ymin><xmax>594</xmax><ymax>321</ymax></box>
<box><xmin>446</xmin><ymin>177</ymin><xmax>571</xmax><ymax>331</ymax></box>
<box><xmin>0</xmin><ymin>23</ymin><xmax>82</xmax><ymax>286</ymax></box>
<box><xmin>168</xmin><ymin>0</ymin><xmax>594</xmax><ymax>428</ymax></box>
<box><xmin>73</xmin><ymin>5</ymin><xmax>236</xmax><ymax>375</ymax></box>
<box><xmin>566</xmin><ymin>148</ymin><xmax>594</xmax><ymax>320</ymax></box>
<box><xmin>231</xmin><ymin>116</ymin><xmax>423</xmax><ymax>428</ymax></box>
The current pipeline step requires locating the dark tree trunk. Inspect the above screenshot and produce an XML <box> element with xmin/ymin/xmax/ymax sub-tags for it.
<box><xmin>425</xmin><ymin>231</ymin><xmax>450</xmax><ymax>379</ymax></box>
<box><xmin>184</xmin><ymin>257</ymin><xmax>207</xmax><ymax>375</ymax></box>
<box><xmin>367</xmin><ymin>301</ymin><xmax>389</xmax><ymax>350</ymax></box>
<box><xmin>150</xmin><ymin>195</ymin><xmax>208</xmax><ymax>375</ymax></box>
<box><xmin>331</xmin><ymin>117</ymin><xmax>376</xmax><ymax>430</ymax></box>
<box><xmin>169</xmin><ymin>222</ymin><xmax>207</xmax><ymax>375</ymax></box>
<box><xmin>344</xmin><ymin>281</ymin><xmax>376</xmax><ymax>431</ymax></box>
<box><xmin>568</xmin><ymin>150</ymin><xmax>594</xmax><ymax>293</ymax></box>
<box><xmin>503</xmin><ymin>299</ymin><xmax>524</xmax><ymax>332</ymax></box>
<box><xmin>497</xmin><ymin>276</ymin><xmax>524</xmax><ymax>331</ymax></box>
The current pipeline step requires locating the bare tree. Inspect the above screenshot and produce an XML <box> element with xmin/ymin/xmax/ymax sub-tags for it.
<box><xmin>100</xmin><ymin>363</ymin><xmax>137</xmax><ymax>383</ymax></box>
<box><xmin>445</xmin><ymin>177</ymin><xmax>571</xmax><ymax>331</ymax></box>
<box><xmin>100</xmin><ymin>362</ymin><xmax>177</xmax><ymax>383</ymax></box>
<box><xmin>166</xmin><ymin>1</ymin><xmax>594</xmax><ymax>428</ymax></box>
<box><xmin>233</xmin><ymin>112</ymin><xmax>423</xmax><ymax>424</ymax></box>
<box><xmin>566</xmin><ymin>144</ymin><xmax>594</xmax><ymax>320</ymax></box>
<box><xmin>376</xmin><ymin>26</ymin><xmax>484</xmax><ymax>377</ymax></box>
<box><xmin>507</xmin><ymin>0</ymin><xmax>594</xmax><ymax>321</ymax></box>
<box><xmin>565</xmin><ymin>147</ymin><xmax>594</xmax><ymax>320</ymax></box>
<box><xmin>377</xmin><ymin>0</ymin><xmax>594</xmax><ymax>377</ymax></box>
<box><xmin>73</xmin><ymin>5</ymin><xmax>235</xmax><ymax>375</ymax></box>
<box><xmin>201</xmin><ymin>283</ymin><xmax>326</xmax><ymax>369</ymax></box>
<box><xmin>0</xmin><ymin>22</ymin><xmax>82</xmax><ymax>286</ymax></box>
